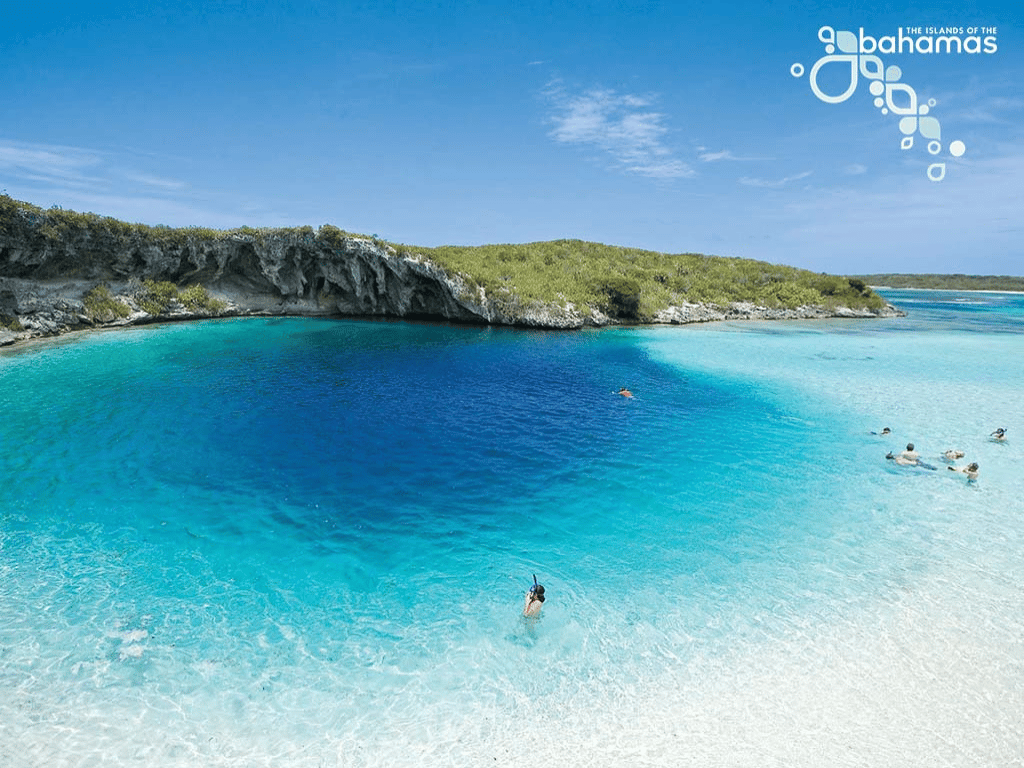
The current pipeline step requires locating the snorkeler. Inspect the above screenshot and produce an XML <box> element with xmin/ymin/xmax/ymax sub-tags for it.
<box><xmin>948</xmin><ymin>462</ymin><xmax>979</xmax><ymax>481</ymax></box>
<box><xmin>618</xmin><ymin>387</ymin><xmax>633</xmax><ymax>398</ymax></box>
<box><xmin>523</xmin><ymin>574</ymin><xmax>545</xmax><ymax>617</ymax></box>
<box><xmin>991</xmin><ymin>428</ymin><xmax>1007</xmax><ymax>441</ymax></box>
<box><xmin>942</xmin><ymin>449</ymin><xmax>966</xmax><ymax>462</ymax></box>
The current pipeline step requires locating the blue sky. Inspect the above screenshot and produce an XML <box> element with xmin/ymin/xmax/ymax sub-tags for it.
<box><xmin>1</xmin><ymin>0</ymin><xmax>1021</xmax><ymax>275</ymax></box>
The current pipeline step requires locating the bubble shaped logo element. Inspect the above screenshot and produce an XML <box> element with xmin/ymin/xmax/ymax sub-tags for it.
<box><xmin>808</xmin><ymin>53</ymin><xmax>859</xmax><ymax>103</ymax></box>
<box><xmin>794</xmin><ymin>25</ymin><xmax>968</xmax><ymax>181</ymax></box>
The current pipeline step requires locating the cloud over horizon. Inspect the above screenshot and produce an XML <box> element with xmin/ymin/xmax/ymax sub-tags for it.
<box><xmin>0</xmin><ymin>138</ymin><xmax>259</xmax><ymax>228</ymax></box>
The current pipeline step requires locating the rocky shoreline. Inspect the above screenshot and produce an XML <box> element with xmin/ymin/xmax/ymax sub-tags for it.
<box><xmin>0</xmin><ymin>204</ymin><xmax>903</xmax><ymax>348</ymax></box>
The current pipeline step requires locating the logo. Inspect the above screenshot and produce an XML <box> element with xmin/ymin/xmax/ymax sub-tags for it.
<box><xmin>791</xmin><ymin>26</ymin><xmax>997</xmax><ymax>181</ymax></box>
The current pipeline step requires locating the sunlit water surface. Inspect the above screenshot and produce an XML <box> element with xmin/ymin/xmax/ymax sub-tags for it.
<box><xmin>1</xmin><ymin>289</ymin><xmax>1022</xmax><ymax>766</ymax></box>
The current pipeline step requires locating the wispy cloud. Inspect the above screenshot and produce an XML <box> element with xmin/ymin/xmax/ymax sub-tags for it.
<box><xmin>0</xmin><ymin>138</ymin><xmax>252</xmax><ymax>227</ymax></box>
<box><xmin>0</xmin><ymin>139</ymin><xmax>190</xmax><ymax>194</ymax></box>
<box><xmin>954</xmin><ymin>94</ymin><xmax>1024</xmax><ymax>124</ymax></box>
<box><xmin>544</xmin><ymin>80</ymin><xmax>693</xmax><ymax>179</ymax></box>
<box><xmin>698</xmin><ymin>149</ymin><xmax>740</xmax><ymax>162</ymax></box>
<box><xmin>0</xmin><ymin>142</ymin><xmax>106</xmax><ymax>186</ymax></box>
<box><xmin>696</xmin><ymin>148</ymin><xmax>767</xmax><ymax>163</ymax></box>
<box><xmin>122</xmin><ymin>171</ymin><xmax>187</xmax><ymax>191</ymax></box>
<box><xmin>845</xmin><ymin>163</ymin><xmax>867</xmax><ymax>175</ymax></box>
<box><xmin>739</xmin><ymin>171</ymin><xmax>813</xmax><ymax>188</ymax></box>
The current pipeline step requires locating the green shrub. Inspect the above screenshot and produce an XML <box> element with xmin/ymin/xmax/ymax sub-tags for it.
<box><xmin>180</xmin><ymin>284</ymin><xmax>228</xmax><ymax>313</ymax></box>
<box><xmin>83</xmin><ymin>284</ymin><xmax>131</xmax><ymax>322</ymax></box>
<box><xmin>138</xmin><ymin>280</ymin><xmax>179</xmax><ymax>315</ymax></box>
<box><xmin>764</xmin><ymin>281</ymin><xmax>821</xmax><ymax>308</ymax></box>
<box><xmin>1</xmin><ymin>315</ymin><xmax>23</xmax><ymax>332</ymax></box>
<box><xmin>597</xmin><ymin>275</ymin><xmax>642</xmax><ymax>318</ymax></box>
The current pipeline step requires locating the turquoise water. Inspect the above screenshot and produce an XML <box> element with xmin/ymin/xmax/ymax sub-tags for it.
<box><xmin>1</xmin><ymin>291</ymin><xmax>1022</xmax><ymax>766</ymax></box>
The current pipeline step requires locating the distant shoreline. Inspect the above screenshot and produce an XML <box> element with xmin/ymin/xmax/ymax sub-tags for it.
<box><xmin>872</xmin><ymin>286</ymin><xmax>1024</xmax><ymax>295</ymax></box>
<box><xmin>858</xmin><ymin>273</ymin><xmax>1024</xmax><ymax>292</ymax></box>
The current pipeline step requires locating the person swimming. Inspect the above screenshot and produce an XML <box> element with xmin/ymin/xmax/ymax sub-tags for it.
<box><xmin>948</xmin><ymin>462</ymin><xmax>979</xmax><ymax>481</ymax></box>
<box><xmin>523</xmin><ymin>574</ymin><xmax>545</xmax><ymax>617</ymax></box>
<box><xmin>871</xmin><ymin>427</ymin><xmax>892</xmax><ymax>436</ymax></box>
<box><xmin>887</xmin><ymin>443</ymin><xmax>920</xmax><ymax>466</ymax></box>
<box><xmin>991</xmin><ymin>428</ymin><xmax>1007</xmax><ymax>441</ymax></box>
<box><xmin>618</xmin><ymin>387</ymin><xmax>633</xmax><ymax>398</ymax></box>
<box><xmin>942</xmin><ymin>449</ymin><xmax>965</xmax><ymax>462</ymax></box>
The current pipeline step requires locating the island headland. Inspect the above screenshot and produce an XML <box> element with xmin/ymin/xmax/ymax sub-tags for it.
<box><xmin>1</xmin><ymin>196</ymin><xmax>901</xmax><ymax>347</ymax></box>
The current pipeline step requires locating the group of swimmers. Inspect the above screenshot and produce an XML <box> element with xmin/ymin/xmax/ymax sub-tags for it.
<box><xmin>528</xmin><ymin>428</ymin><xmax>1007</xmax><ymax>618</ymax></box>
<box><xmin>881</xmin><ymin>426</ymin><xmax>1007</xmax><ymax>481</ymax></box>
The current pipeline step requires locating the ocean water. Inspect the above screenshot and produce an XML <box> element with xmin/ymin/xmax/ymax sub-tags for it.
<box><xmin>1</xmin><ymin>290</ymin><xmax>1021</xmax><ymax>767</ymax></box>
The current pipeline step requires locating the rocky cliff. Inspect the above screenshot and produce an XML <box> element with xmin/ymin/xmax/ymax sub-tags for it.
<box><xmin>0</xmin><ymin>200</ymin><xmax>902</xmax><ymax>347</ymax></box>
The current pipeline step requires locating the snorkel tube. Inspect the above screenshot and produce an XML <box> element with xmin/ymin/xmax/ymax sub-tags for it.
<box><xmin>529</xmin><ymin>574</ymin><xmax>545</xmax><ymax>602</ymax></box>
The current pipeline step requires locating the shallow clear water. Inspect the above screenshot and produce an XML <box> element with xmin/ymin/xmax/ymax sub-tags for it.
<box><xmin>1</xmin><ymin>291</ymin><xmax>1022</xmax><ymax>767</ymax></box>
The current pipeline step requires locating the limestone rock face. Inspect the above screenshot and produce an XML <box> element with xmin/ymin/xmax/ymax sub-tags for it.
<box><xmin>0</xmin><ymin>202</ymin><xmax>902</xmax><ymax>347</ymax></box>
<box><xmin>0</xmin><ymin>207</ymin><xmax>594</xmax><ymax>344</ymax></box>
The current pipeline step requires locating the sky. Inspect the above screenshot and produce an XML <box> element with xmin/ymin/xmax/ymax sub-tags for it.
<box><xmin>1</xmin><ymin>0</ymin><xmax>1021</xmax><ymax>275</ymax></box>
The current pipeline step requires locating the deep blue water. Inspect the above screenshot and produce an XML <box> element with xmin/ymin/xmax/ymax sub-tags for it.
<box><xmin>1</xmin><ymin>290</ymin><xmax>1022</xmax><ymax>766</ymax></box>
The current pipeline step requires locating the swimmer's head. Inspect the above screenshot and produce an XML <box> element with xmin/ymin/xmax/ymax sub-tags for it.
<box><xmin>968</xmin><ymin>463</ymin><xmax>979</xmax><ymax>471</ymax></box>
<box><xmin>881</xmin><ymin>427</ymin><xmax>891</xmax><ymax>434</ymax></box>
<box><xmin>906</xmin><ymin>443</ymin><xmax>914</xmax><ymax>451</ymax></box>
<box><xmin>530</xmin><ymin>584</ymin><xmax>545</xmax><ymax>602</ymax></box>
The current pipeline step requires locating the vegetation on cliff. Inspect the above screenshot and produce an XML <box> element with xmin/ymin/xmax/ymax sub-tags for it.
<box><xmin>82</xmin><ymin>284</ymin><xmax>131</xmax><ymax>322</ymax></box>
<box><xmin>0</xmin><ymin>195</ymin><xmax>326</xmax><ymax>278</ymax></box>
<box><xmin>1</xmin><ymin>194</ymin><xmax>887</xmax><ymax>323</ymax></box>
<box><xmin>136</xmin><ymin>280</ymin><xmax>227</xmax><ymax>315</ymax></box>
<box><xmin>410</xmin><ymin>241</ymin><xmax>884</xmax><ymax>318</ymax></box>
<box><xmin>79</xmin><ymin>281</ymin><xmax>228</xmax><ymax>321</ymax></box>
